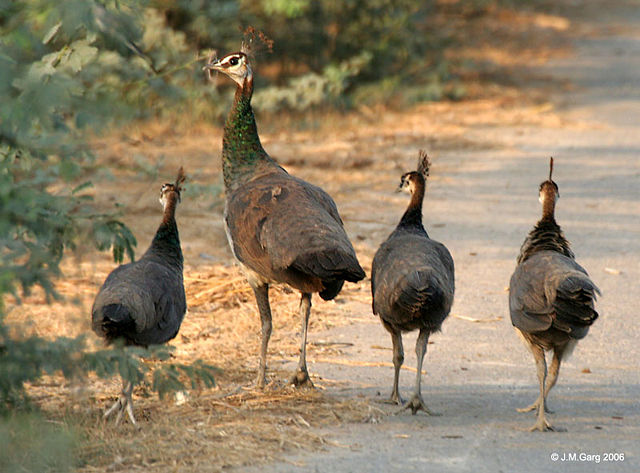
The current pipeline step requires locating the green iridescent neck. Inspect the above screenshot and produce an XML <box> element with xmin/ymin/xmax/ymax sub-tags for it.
<box><xmin>222</xmin><ymin>77</ymin><xmax>270</xmax><ymax>189</ymax></box>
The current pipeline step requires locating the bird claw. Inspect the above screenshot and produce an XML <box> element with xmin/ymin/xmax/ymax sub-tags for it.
<box><xmin>380</xmin><ymin>393</ymin><xmax>403</xmax><ymax>406</ymax></box>
<box><xmin>516</xmin><ymin>403</ymin><xmax>537</xmax><ymax>413</ymax></box>
<box><xmin>517</xmin><ymin>399</ymin><xmax>553</xmax><ymax>414</ymax></box>
<box><xmin>254</xmin><ymin>374</ymin><xmax>267</xmax><ymax>390</ymax></box>
<box><xmin>528</xmin><ymin>418</ymin><xmax>565</xmax><ymax>432</ymax></box>
<box><xmin>103</xmin><ymin>393</ymin><xmax>137</xmax><ymax>426</ymax></box>
<box><xmin>395</xmin><ymin>394</ymin><xmax>440</xmax><ymax>416</ymax></box>
<box><xmin>290</xmin><ymin>369</ymin><xmax>314</xmax><ymax>388</ymax></box>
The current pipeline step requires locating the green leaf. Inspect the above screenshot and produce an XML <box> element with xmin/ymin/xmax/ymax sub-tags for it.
<box><xmin>71</xmin><ymin>181</ymin><xmax>93</xmax><ymax>195</ymax></box>
<box><xmin>42</xmin><ymin>21</ymin><xmax>62</xmax><ymax>45</ymax></box>
<box><xmin>67</xmin><ymin>40</ymin><xmax>99</xmax><ymax>73</ymax></box>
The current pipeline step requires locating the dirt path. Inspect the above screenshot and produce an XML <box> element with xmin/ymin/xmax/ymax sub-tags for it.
<box><xmin>236</xmin><ymin>2</ymin><xmax>640</xmax><ymax>472</ymax></box>
<box><xmin>9</xmin><ymin>2</ymin><xmax>638</xmax><ymax>471</ymax></box>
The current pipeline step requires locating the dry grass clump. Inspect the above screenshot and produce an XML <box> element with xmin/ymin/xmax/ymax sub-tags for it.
<box><xmin>71</xmin><ymin>388</ymin><xmax>384</xmax><ymax>472</ymax></box>
<box><xmin>179</xmin><ymin>263</ymin><xmax>368</xmax><ymax>378</ymax></box>
<box><xmin>5</xmin><ymin>258</ymin><xmax>378</xmax><ymax>472</ymax></box>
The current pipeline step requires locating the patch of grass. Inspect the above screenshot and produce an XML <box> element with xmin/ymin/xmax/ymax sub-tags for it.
<box><xmin>0</xmin><ymin>413</ymin><xmax>77</xmax><ymax>473</ymax></box>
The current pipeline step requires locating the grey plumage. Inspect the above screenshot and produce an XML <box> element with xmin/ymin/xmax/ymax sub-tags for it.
<box><xmin>509</xmin><ymin>158</ymin><xmax>599</xmax><ymax>432</ymax></box>
<box><xmin>373</xmin><ymin>235</ymin><xmax>453</xmax><ymax>333</ymax></box>
<box><xmin>92</xmin><ymin>168</ymin><xmax>187</xmax><ymax>424</ymax></box>
<box><xmin>92</xmin><ymin>257</ymin><xmax>186</xmax><ymax>346</ymax></box>
<box><xmin>510</xmin><ymin>252</ymin><xmax>598</xmax><ymax>339</ymax></box>
<box><xmin>371</xmin><ymin>151</ymin><xmax>454</xmax><ymax>414</ymax></box>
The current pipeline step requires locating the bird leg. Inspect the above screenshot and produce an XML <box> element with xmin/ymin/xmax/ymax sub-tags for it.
<box><xmin>399</xmin><ymin>328</ymin><xmax>439</xmax><ymax>416</ymax></box>
<box><xmin>518</xmin><ymin>346</ymin><xmax>563</xmax><ymax>414</ymax></box>
<box><xmin>252</xmin><ymin>284</ymin><xmax>273</xmax><ymax>389</ymax></box>
<box><xmin>382</xmin><ymin>322</ymin><xmax>404</xmax><ymax>405</ymax></box>
<box><xmin>524</xmin><ymin>344</ymin><xmax>556</xmax><ymax>432</ymax></box>
<box><xmin>291</xmin><ymin>293</ymin><xmax>314</xmax><ymax>387</ymax></box>
<box><xmin>541</xmin><ymin>345</ymin><xmax>566</xmax><ymax>413</ymax></box>
<box><xmin>516</xmin><ymin>398</ymin><xmax>547</xmax><ymax>413</ymax></box>
<box><xmin>104</xmin><ymin>378</ymin><xmax>136</xmax><ymax>426</ymax></box>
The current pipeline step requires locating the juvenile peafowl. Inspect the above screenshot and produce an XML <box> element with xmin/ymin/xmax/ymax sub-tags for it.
<box><xmin>204</xmin><ymin>40</ymin><xmax>365</xmax><ymax>388</ymax></box>
<box><xmin>371</xmin><ymin>151</ymin><xmax>455</xmax><ymax>415</ymax></box>
<box><xmin>92</xmin><ymin>168</ymin><xmax>187</xmax><ymax>425</ymax></box>
<box><xmin>509</xmin><ymin>158</ymin><xmax>600</xmax><ymax>432</ymax></box>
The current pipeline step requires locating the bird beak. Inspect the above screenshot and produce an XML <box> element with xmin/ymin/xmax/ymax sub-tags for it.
<box><xmin>202</xmin><ymin>58</ymin><xmax>220</xmax><ymax>72</ymax></box>
<box><xmin>203</xmin><ymin>56</ymin><xmax>221</xmax><ymax>82</ymax></box>
<box><xmin>202</xmin><ymin>49</ymin><xmax>221</xmax><ymax>72</ymax></box>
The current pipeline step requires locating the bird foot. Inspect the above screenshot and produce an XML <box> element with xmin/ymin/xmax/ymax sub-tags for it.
<box><xmin>396</xmin><ymin>394</ymin><xmax>440</xmax><ymax>416</ymax></box>
<box><xmin>517</xmin><ymin>404</ymin><xmax>537</xmax><ymax>413</ymax></box>
<box><xmin>254</xmin><ymin>373</ymin><xmax>268</xmax><ymax>390</ymax></box>
<box><xmin>380</xmin><ymin>393</ymin><xmax>403</xmax><ymax>406</ymax></box>
<box><xmin>103</xmin><ymin>393</ymin><xmax>136</xmax><ymax>426</ymax></box>
<box><xmin>517</xmin><ymin>399</ymin><xmax>553</xmax><ymax>414</ymax></box>
<box><xmin>528</xmin><ymin>417</ymin><xmax>565</xmax><ymax>432</ymax></box>
<box><xmin>291</xmin><ymin>369</ymin><xmax>314</xmax><ymax>388</ymax></box>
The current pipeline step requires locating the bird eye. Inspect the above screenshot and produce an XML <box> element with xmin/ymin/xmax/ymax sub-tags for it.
<box><xmin>229</xmin><ymin>57</ymin><xmax>239</xmax><ymax>66</ymax></box>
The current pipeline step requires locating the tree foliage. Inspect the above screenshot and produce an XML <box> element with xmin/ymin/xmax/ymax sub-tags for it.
<box><xmin>0</xmin><ymin>0</ymin><xmax>216</xmax><ymax>413</ymax></box>
<box><xmin>157</xmin><ymin>0</ymin><xmax>448</xmax><ymax>110</ymax></box>
<box><xmin>160</xmin><ymin>0</ymin><xmax>435</xmax><ymax>78</ymax></box>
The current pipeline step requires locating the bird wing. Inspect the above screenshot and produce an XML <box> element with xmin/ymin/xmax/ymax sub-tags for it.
<box><xmin>225</xmin><ymin>171</ymin><xmax>364</xmax><ymax>284</ymax></box>
<box><xmin>92</xmin><ymin>259</ymin><xmax>186</xmax><ymax>344</ymax></box>
<box><xmin>372</xmin><ymin>234</ymin><xmax>454</xmax><ymax>327</ymax></box>
<box><xmin>92</xmin><ymin>261</ymin><xmax>155</xmax><ymax>333</ymax></box>
<box><xmin>509</xmin><ymin>263</ymin><xmax>553</xmax><ymax>333</ymax></box>
<box><xmin>552</xmin><ymin>271</ymin><xmax>600</xmax><ymax>338</ymax></box>
<box><xmin>394</xmin><ymin>271</ymin><xmax>444</xmax><ymax>316</ymax></box>
<box><xmin>509</xmin><ymin>251</ymin><xmax>599</xmax><ymax>337</ymax></box>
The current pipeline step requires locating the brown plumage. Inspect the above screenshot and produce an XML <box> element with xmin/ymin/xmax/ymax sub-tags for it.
<box><xmin>509</xmin><ymin>158</ymin><xmax>600</xmax><ymax>431</ymax></box>
<box><xmin>205</xmin><ymin>42</ymin><xmax>365</xmax><ymax>388</ymax></box>
<box><xmin>225</xmin><ymin>173</ymin><xmax>364</xmax><ymax>299</ymax></box>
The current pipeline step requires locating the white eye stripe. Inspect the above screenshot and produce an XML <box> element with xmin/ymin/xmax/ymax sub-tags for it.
<box><xmin>222</xmin><ymin>54</ymin><xmax>243</xmax><ymax>66</ymax></box>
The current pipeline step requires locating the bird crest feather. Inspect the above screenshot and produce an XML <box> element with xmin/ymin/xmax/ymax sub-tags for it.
<box><xmin>417</xmin><ymin>150</ymin><xmax>431</xmax><ymax>179</ymax></box>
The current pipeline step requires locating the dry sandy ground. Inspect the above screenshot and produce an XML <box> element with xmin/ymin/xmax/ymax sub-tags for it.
<box><xmin>235</xmin><ymin>1</ymin><xmax>640</xmax><ymax>472</ymax></box>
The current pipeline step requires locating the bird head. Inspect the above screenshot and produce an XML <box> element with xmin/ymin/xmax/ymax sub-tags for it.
<box><xmin>397</xmin><ymin>150</ymin><xmax>430</xmax><ymax>194</ymax></box>
<box><xmin>203</xmin><ymin>52</ymin><xmax>252</xmax><ymax>87</ymax></box>
<box><xmin>203</xmin><ymin>28</ymin><xmax>272</xmax><ymax>88</ymax></box>
<box><xmin>397</xmin><ymin>171</ymin><xmax>422</xmax><ymax>194</ymax></box>
<box><xmin>538</xmin><ymin>157</ymin><xmax>559</xmax><ymax>205</ymax></box>
<box><xmin>159</xmin><ymin>167</ymin><xmax>186</xmax><ymax>209</ymax></box>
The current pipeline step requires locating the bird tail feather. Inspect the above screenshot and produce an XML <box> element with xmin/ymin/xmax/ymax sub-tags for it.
<box><xmin>98</xmin><ymin>303</ymin><xmax>136</xmax><ymax>341</ymax></box>
<box><xmin>553</xmin><ymin>273</ymin><xmax>600</xmax><ymax>338</ymax></box>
